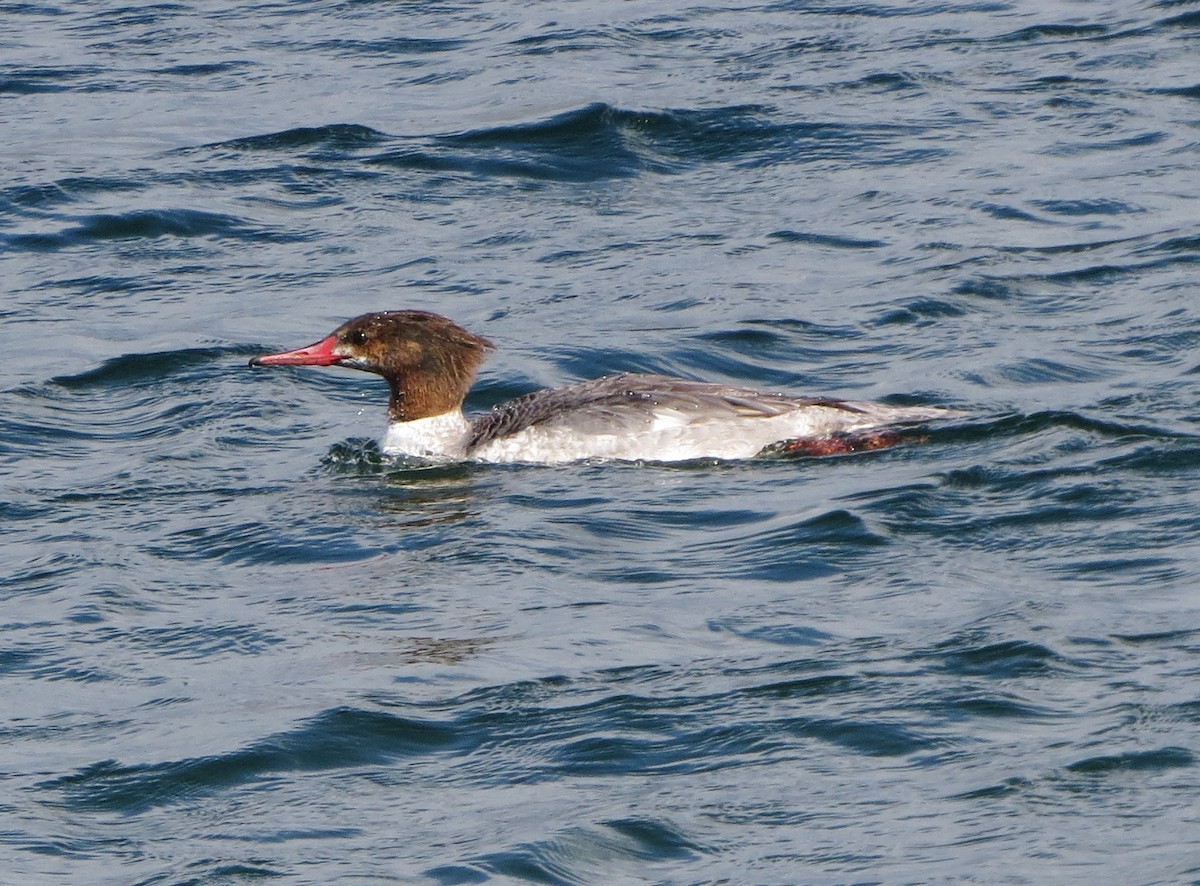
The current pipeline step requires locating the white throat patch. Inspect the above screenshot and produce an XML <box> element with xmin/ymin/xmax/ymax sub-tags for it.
<box><xmin>381</xmin><ymin>410</ymin><xmax>472</xmax><ymax>459</ymax></box>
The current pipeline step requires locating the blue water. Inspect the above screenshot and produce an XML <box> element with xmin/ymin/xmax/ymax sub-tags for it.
<box><xmin>4</xmin><ymin>1</ymin><xmax>1200</xmax><ymax>882</ymax></box>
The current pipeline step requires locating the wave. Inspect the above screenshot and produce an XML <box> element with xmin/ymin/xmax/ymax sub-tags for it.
<box><xmin>51</xmin><ymin>347</ymin><xmax>256</xmax><ymax>390</ymax></box>
<box><xmin>4</xmin><ymin>208</ymin><xmax>308</xmax><ymax>252</ymax></box>
<box><xmin>47</xmin><ymin>706</ymin><xmax>463</xmax><ymax>814</ymax></box>
<box><xmin>0</xmin><ymin>65</ymin><xmax>108</xmax><ymax>95</ymax></box>
<box><xmin>173</xmin><ymin>102</ymin><xmax>951</xmax><ymax>188</ymax></box>
<box><xmin>203</xmin><ymin>123</ymin><xmax>389</xmax><ymax>154</ymax></box>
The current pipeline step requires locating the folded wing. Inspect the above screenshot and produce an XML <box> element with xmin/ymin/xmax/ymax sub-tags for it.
<box><xmin>467</xmin><ymin>372</ymin><xmax>866</xmax><ymax>451</ymax></box>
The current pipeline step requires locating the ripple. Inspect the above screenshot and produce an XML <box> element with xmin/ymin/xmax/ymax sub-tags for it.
<box><xmin>52</xmin><ymin>347</ymin><xmax>252</xmax><ymax>390</ymax></box>
<box><xmin>1159</xmin><ymin>9</ymin><xmax>1200</xmax><ymax>29</ymax></box>
<box><xmin>1065</xmin><ymin>747</ymin><xmax>1195</xmax><ymax>776</ymax></box>
<box><xmin>43</xmin><ymin>658</ymin><xmax>962</xmax><ymax>819</ymax></box>
<box><xmin>145</xmin><ymin>518</ymin><xmax>383</xmax><ymax>566</ymax></box>
<box><xmin>49</xmin><ymin>707</ymin><xmax>465</xmax><ymax>814</ymax></box>
<box><xmin>990</xmin><ymin>23</ymin><xmax>1111</xmax><ymax>44</ymax></box>
<box><xmin>768</xmin><ymin>228</ymin><xmax>887</xmax><ymax>249</ymax></box>
<box><xmin>202</xmin><ymin>123</ymin><xmax>389</xmax><ymax>154</ymax></box>
<box><xmin>5</xmin><ymin>209</ymin><xmax>309</xmax><ymax>251</ymax></box>
<box><xmin>924</xmin><ymin>637</ymin><xmax>1078</xmax><ymax>679</ymax></box>
<box><xmin>1031</xmin><ymin>198</ymin><xmax>1145</xmax><ymax>217</ymax></box>
<box><xmin>0</xmin><ymin>65</ymin><xmax>108</xmax><ymax>95</ymax></box>
<box><xmin>997</xmin><ymin>356</ymin><xmax>1118</xmax><ymax>384</ymax></box>
<box><xmin>708</xmin><ymin>618</ymin><xmax>834</xmax><ymax>647</ymax></box>
<box><xmin>0</xmin><ymin>176</ymin><xmax>146</xmax><ymax>211</ymax></box>
<box><xmin>428</xmin><ymin>817</ymin><xmax>706</xmax><ymax>884</ymax></box>
<box><xmin>89</xmin><ymin>622</ymin><xmax>285</xmax><ymax>660</ymax></box>
<box><xmin>363</xmin><ymin>101</ymin><xmax>951</xmax><ymax>183</ymax></box>
<box><xmin>150</xmin><ymin>60</ymin><xmax>253</xmax><ymax>78</ymax></box>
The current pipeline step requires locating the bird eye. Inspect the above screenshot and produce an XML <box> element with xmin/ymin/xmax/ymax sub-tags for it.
<box><xmin>346</xmin><ymin>329</ymin><xmax>368</xmax><ymax>346</ymax></box>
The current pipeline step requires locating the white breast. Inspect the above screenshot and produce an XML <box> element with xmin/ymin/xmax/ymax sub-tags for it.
<box><xmin>381</xmin><ymin>411</ymin><xmax>472</xmax><ymax>460</ymax></box>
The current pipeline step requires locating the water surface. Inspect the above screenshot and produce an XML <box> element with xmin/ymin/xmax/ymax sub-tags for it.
<box><xmin>3</xmin><ymin>1</ymin><xmax>1200</xmax><ymax>883</ymax></box>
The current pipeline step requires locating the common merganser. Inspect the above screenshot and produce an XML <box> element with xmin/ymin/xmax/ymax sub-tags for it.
<box><xmin>249</xmin><ymin>310</ymin><xmax>958</xmax><ymax>464</ymax></box>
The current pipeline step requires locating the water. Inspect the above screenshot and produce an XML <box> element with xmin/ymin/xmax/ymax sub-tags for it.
<box><xmin>4</xmin><ymin>1</ymin><xmax>1200</xmax><ymax>882</ymax></box>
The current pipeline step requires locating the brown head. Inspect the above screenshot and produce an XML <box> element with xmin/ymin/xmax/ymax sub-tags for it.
<box><xmin>249</xmin><ymin>311</ymin><xmax>494</xmax><ymax>421</ymax></box>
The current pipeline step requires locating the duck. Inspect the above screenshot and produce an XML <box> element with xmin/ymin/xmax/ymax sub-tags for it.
<box><xmin>249</xmin><ymin>310</ymin><xmax>958</xmax><ymax>464</ymax></box>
